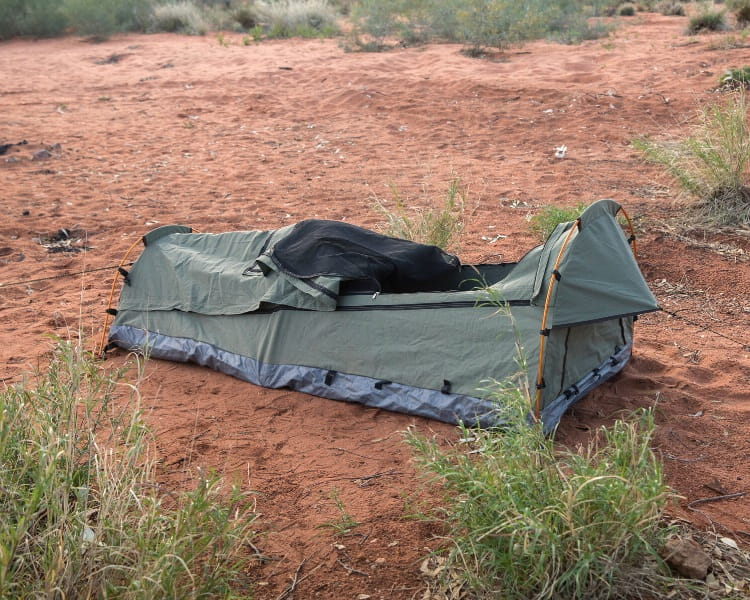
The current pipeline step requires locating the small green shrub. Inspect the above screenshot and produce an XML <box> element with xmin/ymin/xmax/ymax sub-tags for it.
<box><xmin>0</xmin><ymin>341</ymin><xmax>257</xmax><ymax>597</ymax></box>
<box><xmin>405</xmin><ymin>382</ymin><xmax>675</xmax><ymax>600</ymax></box>
<box><xmin>234</xmin><ymin>4</ymin><xmax>258</xmax><ymax>28</ymax></box>
<box><xmin>687</xmin><ymin>7</ymin><xmax>726</xmax><ymax>33</ymax></box>
<box><xmin>633</xmin><ymin>91</ymin><xmax>750</xmax><ymax>225</ymax></box>
<box><xmin>727</xmin><ymin>0</ymin><xmax>750</xmax><ymax>25</ymax></box>
<box><xmin>0</xmin><ymin>0</ymin><xmax>153</xmax><ymax>39</ymax></box>
<box><xmin>255</xmin><ymin>0</ymin><xmax>339</xmax><ymax>38</ymax></box>
<box><xmin>528</xmin><ymin>203</ymin><xmax>587</xmax><ymax>241</ymax></box>
<box><xmin>0</xmin><ymin>0</ymin><xmax>67</xmax><ymax>39</ymax></box>
<box><xmin>619</xmin><ymin>3</ymin><xmax>637</xmax><ymax>16</ymax></box>
<box><xmin>655</xmin><ymin>0</ymin><xmax>685</xmax><ymax>16</ymax></box>
<box><xmin>62</xmin><ymin>0</ymin><xmax>152</xmax><ymax>36</ymax></box>
<box><xmin>587</xmin><ymin>1</ymin><xmax>618</xmax><ymax>16</ymax></box>
<box><xmin>249</xmin><ymin>23</ymin><xmax>263</xmax><ymax>39</ymax></box>
<box><xmin>150</xmin><ymin>1</ymin><xmax>208</xmax><ymax>34</ymax></box>
<box><xmin>375</xmin><ymin>178</ymin><xmax>466</xmax><ymax>252</ymax></box>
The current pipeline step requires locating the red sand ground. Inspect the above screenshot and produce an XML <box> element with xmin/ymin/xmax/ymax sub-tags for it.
<box><xmin>1</xmin><ymin>13</ymin><xmax>749</xmax><ymax>598</ymax></box>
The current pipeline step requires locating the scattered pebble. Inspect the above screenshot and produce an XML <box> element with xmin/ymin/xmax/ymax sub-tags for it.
<box><xmin>33</xmin><ymin>149</ymin><xmax>52</xmax><ymax>160</ymax></box>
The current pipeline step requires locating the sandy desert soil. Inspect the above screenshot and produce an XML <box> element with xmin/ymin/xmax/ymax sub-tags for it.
<box><xmin>1</xmin><ymin>12</ymin><xmax>749</xmax><ymax>598</ymax></box>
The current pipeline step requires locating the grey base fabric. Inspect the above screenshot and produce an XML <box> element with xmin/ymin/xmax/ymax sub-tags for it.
<box><xmin>540</xmin><ymin>343</ymin><xmax>631</xmax><ymax>430</ymax></box>
<box><xmin>109</xmin><ymin>325</ymin><xmax>630</xmax><ymax>432</ymax></box>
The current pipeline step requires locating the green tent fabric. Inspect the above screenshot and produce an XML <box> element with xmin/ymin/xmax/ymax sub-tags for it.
<box><xmin>544</xmin><ymin>199</ymin><xmax>658</xmax><ymax>328</ymax></box>
<box><xmin>108</xmin><ymin>199</ymin><xmax>659</xmax><ymax>431</ymax></box>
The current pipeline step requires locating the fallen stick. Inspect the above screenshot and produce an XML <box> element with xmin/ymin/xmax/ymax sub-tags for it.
<box><xmin>687</xmin><ymin>491</ymin><xmax>747</xmax><ymax>509</ymax></box>
<box><xmin>336</xmin><ymin>558</ymin><xmax>369</xmax><ymax>577</ymax></box>
<box><xmin>276</xmin><ymin>559</ymin><xmax>306</xmax><ymax>600</ymax></box>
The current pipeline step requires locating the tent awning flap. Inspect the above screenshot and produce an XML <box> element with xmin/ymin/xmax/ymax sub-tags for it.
<box><xmin>549</xmin><ymin>200</ymin><xmax>659</xmax><ymax>327</ymax></box>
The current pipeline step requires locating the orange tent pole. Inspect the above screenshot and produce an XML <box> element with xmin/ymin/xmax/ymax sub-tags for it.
<box><xmin>96</xmin><ymin>237</ymin><xmax>144</xmax><ymax>357</ymax></box>
<box><xmin>533</xmin><ymin>206</ymin><xmax>639</xmax><ymax>422</ymax></box>
<box><xmin>533</xmin><ymin>219</ymin><xmax>580</xmax><ymax>422</ymax></box>
<box><xmin>617</xmin><ymin>206</ymin><xmax>638</xmax><ymax>259</ymax></box>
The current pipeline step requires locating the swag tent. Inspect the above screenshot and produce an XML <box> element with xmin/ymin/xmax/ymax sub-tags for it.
<box><xmin>106</xmin><ymin>199</ymin><xmax>659</xmax><ymax>431</ymax></box>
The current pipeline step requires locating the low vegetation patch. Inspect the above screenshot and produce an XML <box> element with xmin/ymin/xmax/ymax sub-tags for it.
<box><xmin>348</xmin><ymin>0</ymin><xmax>615</xmax><ymax>53</ymax></box>
<box><xmin>528</xmin><ymin>203</ymin><xmax>586</xmax><ymax>241</ymax></box>
<box><xmin>0</xmin><ymin>342</ymin><xmax>257</xmax><ymax>598</ymax></box>
<box><xmin>150</xmin><ymin>1</ymin><xmax>209</xmax><ymax>35</ymax></box>
<box><xmin>687</xmin><ymin>6</ymin><xmax>727</xmax><ymax>34</ymax></box>
<box><xmin>633</xmin><ymin>91</ymin><xmax>750</xmax><ymax>226</ymax></box>
<box><xmin>405</xmin><ymin>375</ymin><xmax>676</xmax><ymax>599</ymax></box>
<box><xmin>375</xmin><ymin>178</ymin><xmax>466</xmax><ymax>252</ymax></box>
<box><xmin>655</xmin><ymin>0</ymin><xmax>685</xmax><ymax>16</ymax></box>
<box><xmin>719</xmin><ymin>66</ymin><xmax>750</xmax><ymax>89</ymax></box>
<box><xmin>727</xmin><ymin>0</ymin><xmax>750</xmax><ymax>26</ymax></box>
<box><xmin>0</xmin><ymin>0</ymin><xmax>637</xmax><ymax>48</ymax></box>
<box><xmin>0</xmin><ymin>0</ymin><xmax>153</xmax><ymax>39</ymax></box>
<box><xmin>254</xmin><ymin>0</ymin><xmax>339</xmax><ymax>38</ymax></box>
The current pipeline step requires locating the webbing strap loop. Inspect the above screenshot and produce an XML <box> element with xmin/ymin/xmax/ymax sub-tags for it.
<box><xmin>117</xmin><ymin>267</ymin><xmax>131</xmax><ymax>286</ymax></box>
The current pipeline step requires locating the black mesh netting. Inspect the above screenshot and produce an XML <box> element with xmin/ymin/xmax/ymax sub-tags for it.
<box><xmin>268</xmin><ymin>219</ymin><xmax>460</xmax><ymax>293</ymax></box>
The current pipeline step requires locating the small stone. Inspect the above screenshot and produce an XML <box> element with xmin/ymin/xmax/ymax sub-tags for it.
<box><xmin>374</xmin><ymin>557</ymin><xmax>386</xmax><ymax>564</ymax></box>
<box><xmin>662</xmin><ymin>537</ymin><xmax>712</xmax><ymax>580</ymax></box>
<box><xmin>356</xmin><ymin>595</ymin><xmax>370</xmax><ymax>600</ymax></box>
<box><xmin>33</xmin><ymin>149</ymin><xmax>51</xmax><ymax>160</ymax></box>
<box><xmin>82</xmin><ymin>526</ymin><xmax>95</xmax><ymax>543</ymax></box>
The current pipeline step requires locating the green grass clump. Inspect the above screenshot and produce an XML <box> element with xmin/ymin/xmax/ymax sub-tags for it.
<box><xmin>655</xmin><ymin>0</ymin><xmax>685</xmax><ymax>16</ymax></box>
<box><xmin>0</xmin><ymin>341</ymin><xmax>257</xmax><ymax>598</ymax></box>
<box><xmin>619</xmin><ymin>3</ymin><xmax>636</xmax><ymax>16</ymax></box>
<box><xmin>687</xmin><ymin>6</ymin><xmax>726</xmax><ymax>34</ymax></box>
<box><xmin>150</xmin><ymin>1</ymin><xmax>209</xmax><ymax>34</ymax></box>
<box><xmin>405</xmin><ymin>379</ymin><xmax>675</xmax><ymax>600</ymax></box>
<box><xmin>633</xmin><ymin>91</ymin><xmax>750</xmax><ymax>225</ymax></box>
<box><xmin>375</xmin><ymin>178</ymin><xmax>466</xmax><ymax>252</ymax></box>
<box><xmin>528</xmin><ymin>203</ymin><xmax>586</xmax><ymax>241</ymax></box>
<box><xmin>318</xmin><ymin>488</ymin><xmax>360</xmax><ymax>535</ymax></box>
<box><xmin>254</xmin><ymin>0</ymin><xmax>339</xmax><ymax>38</ymax></box>
<box><xmin>719</xmin><ymin>66</ymin><xmax>750</xmax><ymax>89</ymax></box>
